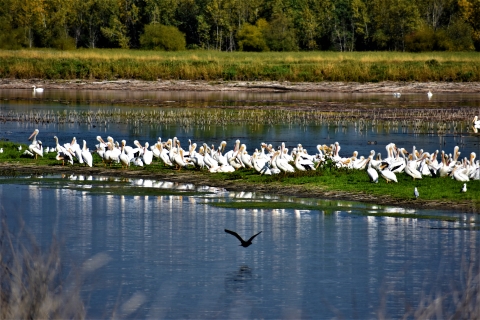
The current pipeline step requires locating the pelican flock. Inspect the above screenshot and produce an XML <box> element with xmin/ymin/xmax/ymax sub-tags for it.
<box><xmin>12</xmin><ymin>128</ymin><xmax>480</xmax><ymax>186</ymax></box>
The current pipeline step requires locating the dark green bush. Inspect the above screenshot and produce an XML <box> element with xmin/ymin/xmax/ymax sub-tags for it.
<box><xmin>405</xmin><ymin>26</ymin><xmax>435</xmax><ymax>52</ymax></box>
<box><xmin>237</xmin><ymin>21</ymin><xmax>269</xmax><ymax>52</ymax></box>
<box><xmin>406</xmin><ymin>18</ymin><xmax>474</xmax><ymax>52</ymax></box>
<box><xmin>52</xmin><ymin>36</ymin><xmax>76</xmax><ymax>50</ymax></box>
<box><xmin>263</xmin><ymin>13</ymin><xmax>298</xmax><ymax>52</ymax></box>
<box><xmin>0</xmin><ymin>20</ymin><xmax>23</xmax><ymax>49</ymax></box>
<box><xmin>140</xmin><ymin>24</ymin><xmax>186</xmax><ymax>51</ymax></box>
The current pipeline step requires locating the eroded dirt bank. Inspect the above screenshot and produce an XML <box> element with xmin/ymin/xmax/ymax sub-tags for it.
<box><xmin>0</xmin><ymin>163</ymin><xmax>477</xmax><ymax>214</ymax></box>
<box><xmin>2</xmin><ymin>79</ymin><xmax>480</xmax><ymax>93</ymax></box>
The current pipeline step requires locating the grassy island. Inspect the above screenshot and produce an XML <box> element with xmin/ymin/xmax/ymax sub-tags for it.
<box><xmin>1</xmin><ymin>141</ymin><xmax>478</xmax><ymax>215</ymax></box>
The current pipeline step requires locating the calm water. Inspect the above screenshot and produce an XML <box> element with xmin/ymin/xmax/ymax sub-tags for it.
<box><xmin>1</xmin><ymin>89</ymin><xmax>480</xmax><ymax>318</ymax></box>
<box><xmin>2</xmin><ymin>176</ymin><xmax>479</xmax><ymax>319</ymax></box>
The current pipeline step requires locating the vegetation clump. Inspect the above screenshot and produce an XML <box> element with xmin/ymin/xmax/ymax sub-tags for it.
<box><xmin>140</xmin><ymin>24</ymin><xmax>186</xmax><ymax>51</ymax></box>
<box><xmin>0</xmin><ymin>217</ymin><xmax>86</xmax><ymax>319</ymax></box>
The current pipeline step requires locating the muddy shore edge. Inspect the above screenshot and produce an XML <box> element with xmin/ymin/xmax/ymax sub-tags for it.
<box><xmin>0</xmin><ymin>163</ymin><xmax>477</xmax><ymax>214</ymax></box>
<box><xmin>2</xmin><ymin>79</ymin><xmax>480</xmax><ymax>93</ymax></box>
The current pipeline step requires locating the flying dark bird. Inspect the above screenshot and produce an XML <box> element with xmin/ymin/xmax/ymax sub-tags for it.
<box><xmin>224</xmin><ymin>229</ymin><xmax>262</xmax><ymax>247</ymax></box>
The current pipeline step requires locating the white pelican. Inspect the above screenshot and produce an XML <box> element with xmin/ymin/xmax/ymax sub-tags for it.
<box><xmin>95</xmin><ymin>136</ymin><xmax>108</xmax><ymax>159</ymax></box>
<box><xmin>54</xmin><ymin>136</ymin><xmax>73</xmax><ymax>165</ymax></box>
<box><xmin>142</xmin><ymin>142</ymin><xmax>153</xmax><ymax>165</ymax></box>
<box><xmin>69</xmin><ymin>137</ymin><xmax>83</xmax><ymax>164</ymax></box>
<box><xmin>379</xmin><ymin>163</ymin><xmax>397</xmax><ymax>183</ymax></box>
<box><xmin>238</xmin><ymin>144</ymin><xmax>253</xmax><ymax>168</ymax></box>
<box><xmin>461</xmin><ymin>183</ymin><xmax>467</xmax><ymax>193</ymax></box>
<box><xmin>274</xmin><ymin>149</ymin><xmax>295</xmax><ymax>173</ymax></box>
<box><xmin>427</xmin><ymin>90</ymin><xmax>433</xmax><ymax>99</ymax></box>
<box><xmin>210</xmin><ymin>163</ymin><xmax>236</xmax><ymax>173</ymax></box>
<box><xmin>32</xmin><ymin>85</ymin><xmax>44</xmax><ymax>93</ymax></box>
<box><xmin>202</xmin><ymin>143</ymin><xmax>218</xmax><ymax>169</ymax></box>
<box><xmin>103</xmin><ymin>142</ymin><xmax>117</xmax><ymax>166</ymax></box>
<box><xmin>414</xmin><ymin>187</ymin><xmax>419</xmax><ymax>199</ymax></box>
<box><xmin>352</xmin><ymin>155</ymin><xmax>368</xmax><ymax>170</ymax></box>
<box><xmin>0</xmin><ymin>148</ymin><xmax>3</xmax><ymax>153</ymax></box>
<box><xmin>405</xmin><ymin>154</ymin><xmax>422</xmax><ymax>180</ymax></box>
<box><xmin>213</xmin><ymin>141</ymin><xmax>228</xmax><ymax>166</ymax></box>
<box><xmin>451</xmin><ymin>165</ymin><xmax>469</xmax><ymax>182</ymax></box>
<box><xmin>368</xmin><ymin>150</ymin><xmax>381</xmax><ymax>169</ymax></box>
<box><xmin>119</xmin><ymin>140</ymin><xmax>130</xmax><ymax>169</ymax></box>
<box><xmin>133</xmin><ymin>157</ymin><xmax>144</xmax><ymax>167</ymax></box>
<box><xmin>81</xmin><ymin>140</ymin><xmax>93</xmax><ymax>167</ymax></box>
<box><xmin>393</xmin><ymin>92</ymin><xmax>401</xmax><ymax>98</ymax></box>
<box><xmin>438</xmin><ymin>151</ymin><xmax>452</xmax><ymax>177</ymax></box>
<box><xmin>189</xmin><ymin>143</ymin><xmax>205</xmax><ymax>169</ymax></box>
<box><xmin>252</xmin><ymin>151</ymin><xmax>271</xmax><ymax>175</ymax></box>
<box><xmin>158</xmin><ymin>143</ymin><xmax>173</xmax><ymax>166</ymax></box>
<box><xmin>224</xmin><ymin>139</ymin><xmax>241</xmax><ymax>162</ymax></box>
<box><xmin>294</xmin><ymin>152</ymin><xmax>315</xmax><ymax>171</ymax></box>
<box><xmin>228</xmin><ymin>154</ymin><xmax>244</xmax><ymax>169</ymax></box>
<box><xmin>367</xmin><ymin>155</ymin><xmax>379</xmax><ymax>183</ymax></box>
<box><xmin>28</xmin><ymin>129</ymin><xmax>43</xmax><ymax>159</ymax></box>
<box><xmin>389</xmin><ymin>148</ymin><xmax>406</xmax><ymax>173</ymax></box>
<box><xmin>473</xmin><ymin>116</ymin><xmax>480</xmax><ymax>130</ymax></box>
<box><xmin>172</xmin><ymin>148</ymin><xmax>187</xmax><ymax>170</ymax></box>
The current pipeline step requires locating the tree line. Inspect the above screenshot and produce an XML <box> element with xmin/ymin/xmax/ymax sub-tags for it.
<box><xmin>0</xmin><ymin>0</ymin><xmax>479</xmax><ymax>52</ymax></box>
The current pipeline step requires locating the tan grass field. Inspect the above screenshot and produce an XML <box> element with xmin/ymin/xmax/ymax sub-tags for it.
<box><xmin>1</xmin><ymin>49</ymin><xmax>479</xmax><ymax>82</ymax></box>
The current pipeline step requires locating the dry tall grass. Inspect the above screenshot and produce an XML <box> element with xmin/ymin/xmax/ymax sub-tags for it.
<box><xmin>1</xmin><ymin>49</ymin><xmax>479</xmax><ymax>82</ymax></box>
<box><xmin>0</xmin><ymin>216</ymin><xmax>86</xmax><ymax>319</ymax></box>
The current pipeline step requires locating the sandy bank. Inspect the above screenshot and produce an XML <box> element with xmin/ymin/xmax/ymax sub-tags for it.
<box><xmin>2</xmin><ymin>79</ymin><xmax>480</xmax><ymax>93</ymax></box>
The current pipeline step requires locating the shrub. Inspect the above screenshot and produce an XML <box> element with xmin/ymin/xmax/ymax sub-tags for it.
<box><xmin>237</xmin><ymin>21</ymin><xmax>269</xmax><ymax>52</ymax></box>
<box><xmin>405</xmin><ymin>26</ymin><xmax>435</xmax><ymax>52</ymax></box>
<box><xmin>140</xmin><ymin>24</ymin><xmax>186</xmax><ymax>51</ymax></box>
<box><xmin>52</xmin><ymin>36</ymin><xmax>76</xmax><ymax>50</ymax></box>
<box><xmin>263</xmin><ymin>13</ymin><xmax>298</xmax><ymax>52</ymax></box>
<box><xmin>444</xmin><ymin>17</ymin><xmax>475</xmax><ymax>51</ymax></box>
<box><xmin>0</xmin><ymin>20</ymin><xmax>23</xmax><ymax>49</ymax></box>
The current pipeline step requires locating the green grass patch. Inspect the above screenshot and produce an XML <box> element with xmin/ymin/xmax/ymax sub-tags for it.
<box><xmin>1</xmin><ymin>141</ymin><xmax>479</xmax><ymax>209</ymax></box>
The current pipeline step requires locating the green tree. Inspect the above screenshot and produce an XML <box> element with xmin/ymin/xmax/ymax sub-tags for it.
<box><xmin>144</xmin><ymin>0</ymin><xmax>178</xmax><ymax>25</ymax></box>
<box><xmin>205</xmin><ymin>0</ymin><xmax>227</xmax><ymax>50</ymax></box>
<box><xmin>11</xmin><ymin>0</ymin><xmax>46</xmax><ymax>47</ymax></box>
<box><xmin>371</xmin><ymin>0</ymin><xmax>420</xmax><ymax>51</ymax></box>
<box><xmin>83</xmin><ymin>0</ymin><xmax>112</xmax><ymax>48</ymax></box>
<box><xmin>101</xmin><ymin>0</ymin><xmax>139</xmax><ymax>48</ymax></box>
<box><xmin>264</xmin><ymin>11</ymin><xmax>298</xmax><ymax>51</ymax></box>
<box><xmin>0</xmin><ymin>0</ymin><xmax>23</xmax><ymax>48</ymax></box>
<box><xmin>140</xmin><ymin>23</ymin><xmax>186</xmax><ymax>50</ymax></box>
<box><xmin>297</xmin><ymin>6</ymin><xmax>318</xmax><ymax>50</ymax></box>
<box><xmin>458</xmin><ymin>0</ymin><xmax>480</xmax><ymax>50</ymax></box>
<box><xmin>196</xmin><ymin>14</ymin><xmax>212</xmax><ymax>49</ymax></box>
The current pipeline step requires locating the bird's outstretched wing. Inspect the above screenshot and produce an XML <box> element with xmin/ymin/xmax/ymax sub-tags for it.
<box><xmin>225</xmin><ymin>229</ymin><xmax>246</xmax><ymax>243</ymax></box>
<box><xmin>247</xmin><ymin>231</ymin><xmax>262</xmax><ymax>243</ymax></box>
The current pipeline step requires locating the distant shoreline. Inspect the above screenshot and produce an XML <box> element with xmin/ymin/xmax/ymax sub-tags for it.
<box><xmin>2</xmin><ymin>79</ymin><xmax>480</xmax><ymax>93</ymax></box>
